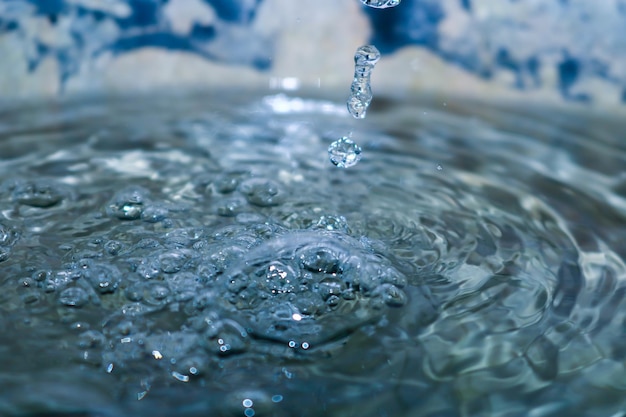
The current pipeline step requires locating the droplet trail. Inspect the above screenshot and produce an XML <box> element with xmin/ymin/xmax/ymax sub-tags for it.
<box><xmin>347</xmin><ymin>45</ymin><xmax>380</xmax><ymax>119</ymax></box>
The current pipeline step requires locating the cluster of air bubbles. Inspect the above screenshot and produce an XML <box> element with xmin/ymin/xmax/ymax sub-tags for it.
<box><xmin>359</xmin><ymin>0</ymin><xmax>401</xmax><ymax>8</ymax></box>
<box><xmin>328</xmin><ymin>137</ymin><xmax>362</xmax><ymax>168</ymax></box>
<box><xmin>211</xmin><ymin>230</ymin><xmax>409</xmax><ymax>346</ymax></box>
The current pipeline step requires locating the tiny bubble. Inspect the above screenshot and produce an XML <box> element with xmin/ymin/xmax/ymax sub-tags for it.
<box><xmin>436</xmin><ymin>164</ymin><xmax>443</xmax><ymax>171</ymax></box>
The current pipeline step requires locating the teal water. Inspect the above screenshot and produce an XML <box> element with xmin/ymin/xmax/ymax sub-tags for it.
<box><xmin>0</xmin><ymin>92</ymin><xmax>625</xmax><ymax>417</ymax></box>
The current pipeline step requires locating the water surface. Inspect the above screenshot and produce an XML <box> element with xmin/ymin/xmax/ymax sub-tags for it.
<box><xmin>0</xmin><ymin>92</ymin><xmax>625</xmax><ymax>417</ymax></box>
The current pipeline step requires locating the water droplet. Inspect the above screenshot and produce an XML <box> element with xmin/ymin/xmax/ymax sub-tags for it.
<box><xmin>58</xmin><ymin>286</ymin><xmax>89</xmax><ymax>307</ymax></box>
<box><xmin>243</xmin><ymin>399</ymin><xmax>254</xmax><ymax>408</ymax></box>
<box><xmin>359</xmin><ymin>0</ymin><xmax>401</xmax><ymax>8</ymax></box>
<box><xmin>328</xmin><ymin>137</ymin><xmax>362</xmax><ymax>168</ymax></box>
<box><xmin>436</xmin><ymin>164</ymin><xmax>443</xmax><ymax>171</ymax></box>
<box><xmin>347</xmin><ymin>45</ymin><xmax>380</xmax><ymax>119</ymax></box>
<box><xmin>271</xmin><ymin>395</ymin><xmax>283</xmax><ymax>403</ymax></box>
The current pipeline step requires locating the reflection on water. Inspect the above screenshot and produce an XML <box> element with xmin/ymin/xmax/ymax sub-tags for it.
<box><xmin>0</xmin><ymin>92</ymin><xmax>625</xmax><ymax>417</ymax></box>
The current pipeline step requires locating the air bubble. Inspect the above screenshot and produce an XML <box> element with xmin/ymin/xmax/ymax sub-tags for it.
<box><xmin>159</xmin><ymin>251</ymin><xmax>190</xmax><ymax>273</ymax></box>
<box><xmin>10</xmin><ymin>179</ymin><xmax>68</xmax><ymax>208</ymax></box>
<box><xmin>239</xmin><ymin>178</ymin><xmax>286</xmax><ymax>207</ymax></box>
<box><xmin>377</xmin><ymin>284</ymin><xmax>408</xmax><ymax>307</ymax></box>
<box><xmin>106</xmin><ymin>186</ymin><xmax>151</xmax><ymax>220</ymax></box>
<box><xmin>104</xmin><ymin>240</ymin><xmax>122</xmax><ymax>256</ymax></box>
<box><xmin>328</xmin><ymin>137</ymin><xmax>362</xmax><ymax>168</ymax></box>
<box><xmin>263</xmin><ymin>262</ymin><xmax>297</xmax><ymax>294</ymax></box>
<box><xmin>359</xmin><ymin>0</ymin><xmax>401</xmax><ymax>8</ymax></box>
<box><xmin>347</xmin><ymin>45</ymin><xmax>380</xmax><ymax>119</ymax></box>
<box><xmin>79</xmin><ymin>262</ymin><xmax>121</xmax><ymax>294</ymax></box>
<box><xmin>58</xmin><ymin>286</ymin><xmax>89</xmax><ymax>307</ymax></box>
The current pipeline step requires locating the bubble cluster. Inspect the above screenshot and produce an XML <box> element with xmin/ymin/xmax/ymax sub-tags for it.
<box><xmin>212</xmin><ymin>230</ymin><xmax>408</xmax><ymax>345</ymax></box>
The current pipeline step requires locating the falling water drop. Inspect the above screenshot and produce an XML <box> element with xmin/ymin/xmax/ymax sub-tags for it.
<box><xmin>347</xmin><ymin>45</ymin><xmax>381</xmax><ymax>119</ymax></box>
<box><xmin>328</xmin><ymin>137</ymin><xmax>362</xmax><ymax>168</ymax></box>
<box><xmin>359</xmin><ymin>0</ymin><xmax>401</xmax><ymax>8</ymax></box>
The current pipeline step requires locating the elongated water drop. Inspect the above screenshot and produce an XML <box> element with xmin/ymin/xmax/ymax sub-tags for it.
<box><xmin>359</xmin><ymin>0</ymin><xmax>401</xmax><ymax>8</ymax></box>
<box><xmin>328</xmin><ymin>137</ymin><xmax>362</xmax><ymax>168</ymax></box>
<box><xmin>347</xmin><ymin>45</ymin><xmax>380</xmax><ymax>119</ymax></box>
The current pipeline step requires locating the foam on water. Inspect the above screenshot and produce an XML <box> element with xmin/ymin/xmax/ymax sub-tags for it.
<box><xmin>0</xmin><ymin>93</ymin><xmax>625</xmax><ymax>417</ymax></box>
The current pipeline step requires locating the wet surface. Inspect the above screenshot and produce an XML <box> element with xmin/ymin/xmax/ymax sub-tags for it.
<box><xmin>0</xmin><ymin>92</ymin><xmax>625</xmax><ymax>417</ymax></box>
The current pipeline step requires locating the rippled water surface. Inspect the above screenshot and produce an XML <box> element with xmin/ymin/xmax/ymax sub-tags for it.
<box><xmin>0</xmin><ymin>92</ymin><xmax>625</xmax><ymax>417</ymax></box>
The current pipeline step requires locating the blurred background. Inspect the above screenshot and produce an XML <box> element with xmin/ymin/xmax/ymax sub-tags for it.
<box><xmin>1</xmin><ymin>0</ymin><xmax>625</xmax><ymax>109</ymax></box>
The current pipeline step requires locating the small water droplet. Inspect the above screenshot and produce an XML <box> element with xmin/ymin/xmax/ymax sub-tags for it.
<box><xmin>437</xmin><ymin>164</ymin><xmax>443</xmax><ymax>171</ymax></box>
<box><xmin>328</xmin><ymin>137</ymin><xmax>362</xmax><ymax>168</ymax></box>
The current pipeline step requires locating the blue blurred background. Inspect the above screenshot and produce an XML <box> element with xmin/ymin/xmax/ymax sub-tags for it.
<box><xmin>0</xmin><ymin>0</ymin><xmax>624</xmax><ymax>107</ymax></box>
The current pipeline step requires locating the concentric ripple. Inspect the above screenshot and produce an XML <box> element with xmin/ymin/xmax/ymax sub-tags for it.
<box><xmin>0</xmin><ymin>92</ymin><xmax>624</xmax><ymax>417</ymax></box>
